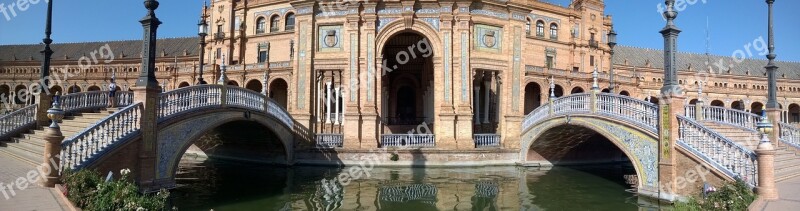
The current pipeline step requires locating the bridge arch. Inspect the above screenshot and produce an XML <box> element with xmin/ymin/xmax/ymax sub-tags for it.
<box><xmin>520</xmin><ymin>116</ymin><xmax>658</xmax><ymax>190</ymax></box>
<box><xmin>155</xmin><ymin>108</ymin><xmax>295</xmax><ymax>184</ymax></box>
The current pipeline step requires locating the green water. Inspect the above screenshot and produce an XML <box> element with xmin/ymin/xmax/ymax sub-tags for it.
<box><xmin>170</xmin><ymin>158</ymin><xmax>662</xmax><ymax>210</ymax></box>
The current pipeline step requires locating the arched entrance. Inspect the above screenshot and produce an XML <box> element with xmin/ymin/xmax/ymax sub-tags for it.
<box><xmin>380</xmin><ymin>32</ymin><xmax>434</xmax><ymax>130</ymax></box>
<box><xmin>0</xmin><ymin>85</ymin><xmax>9</xmax><ymax>99</ymax></box>
<box><xmin>731</xmin><ymin>101</ymin><xmax>745</xmax><ymax>111</ymax></box>
<box><xmin>68</xmin><ymin>84</ymin><xmax>81</xmax><ymax>93</ymax></box>
<box><xmin>178</xmin><ymin>82</ymin><xmax>191</xmax><ymax>88</ymax></box>
<box><xmin>790</xmin><ymin>104</ymin><xmax>800</xmax><ymax>123</ymax></box>
<box><xmin>646</xmin><ymin>96</ymin><xmax>659</xmax><ymax>104</ymax></box>
<box><xmin>619</xmin><ymin>91</ymin><xmax>630</xmax><ymax>96</ymax></box>
<box><xmin>710</xmin><ymin>100</ymin><xmax>724</xmax><ymax>107</ymax></box>
<box><xmin>245</xmin><ymin>80</ymin><xmax>263</xmax><ymax>93</ymax></box>
<box><xmin>688</xmin><ymin>99</ymin><xmax>698</xmax><ymax>105</ymax></box>
<box><xmin>553</xmin><ymin>85</ymin><xmax>564</xmax><ymax>98</ymax></box>
<box><xmin>571</xmin><ymin>87</ymin><xmax>585</xmax><ymax>94</ymax></box>
<box><xmin>227</xmin><ymin>81</ymin><xmax>239</xmax><ymax>87</ymax></box>
<box><xmin>269</xmin><ymin>79</ymin><xmax>289</xmax><ymax>109</ymax></box>
<box><xmin>14</xmin><ymin>85</ymin><xmax>27</xmax><ymax>104</ymax></box>
<box><xmin>87</xmin><ymin>85</ymin><xmax>101</xmax><ymax>91</ymax></box>
<box><xmin>524</xmin><ymin>82</ymin><xmax>542</xmax><ymax>114</ymax></box>
<box><xmin>751</xmin><ymin>102</ymin><xmax>764</xmax><ymax>115</ymax></box>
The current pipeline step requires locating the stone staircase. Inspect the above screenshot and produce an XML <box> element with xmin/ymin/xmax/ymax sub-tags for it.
<box><xmin>0</xmin><ymin>108</ymin><xmax>118</xmax><ymax>166</ymax></box>
<box><xmin>703</xmin><ymin>121</ymin><xmax>800</xmax><ymax>182</ymax></box>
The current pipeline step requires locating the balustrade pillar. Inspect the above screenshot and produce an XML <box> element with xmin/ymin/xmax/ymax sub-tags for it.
<box><xmin>335</xmin><ymin>86</ymin><xmax>340</xmax><ymax>125</ymax></box>
<box><xmin>756</xmin><ymin>134</ymin><xmax>779</xmax><ymax>200</ymax></box>
<box><xmin>325</xmin><ymin>82</ymin><xmax>332</xmax><ymax>124</ymax></box>
<box><xmin>695</xmin><ymin>100</ymin><xmax>704</xmax><ymax>121</ymax></box>
<box><xmin>35</xmin><ymin>91</ymin><xmax>53</xmax><ymax>127</ymax></box>
<box><xmin>41</xmin><ymin>95</ymin><xmax>64</xmax><ymax>188</ymax></box>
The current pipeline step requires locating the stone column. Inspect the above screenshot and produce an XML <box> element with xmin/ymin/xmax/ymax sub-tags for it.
<box><xmin>134</xmin><ymin>0</ymin><xmax>163</xmax><ymax>191</ymax></box>
<box><xmin>40</xmin><ymin>95</ymin><xmax>64</xmax><ymax>188</ymax></box>
<box><xmin>658</xmin><ymin>0</ymin><xmax>683</xmax><ymax>199</ymax></box>
<box><xmin>483</xmin><ymin>79</ymin><xmax>490</xmax><ymax>124</ymax></box>
<box><xmin>474</xmin><ymin>85</ymin><xmax>480</xmax><ymax>125</ymax></box>
<box><xmin>35</xmin><ymin>92</ymin><xmax>53</xmax><ymax>127</ymax></box>
<box><xmin>335</xmin><ymin>86</ymin><xmax>341</xmax><ymax>125</ymax></box>
<box><xmin>341</xmin><ymin>2</ymin><xmax>362</xmax><ymax>150</ymax></box>
<box><xmin>756</xmin><ymin>133</ymin><xmax>779</xmax><ymax>200</ymax></box>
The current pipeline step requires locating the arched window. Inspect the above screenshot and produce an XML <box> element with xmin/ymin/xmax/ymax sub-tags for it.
<box><xmin>256</xmin><ymin>17</ymin><xmax>266</xmax><ymax>34</ymax></box>
<box><xmin>270</xmin><ymin>15</ymin><xmax>280</xmax><ymax>32</ymax></box>
<box><xmin>525</xmin><ymin>19</ymin><xmax>531</xmax><ymax>35</ymax></box>
<box><xmin>550</xmin><ymin>23</ymin><xmax>558</xmax><ymax>39</ymax></box>
<box><xmin>285</xmin><ymin>13</ymin><xmax>295</xmax><ymax>31</ymax></box>
<box><xmin>536</xmin><ymin>21</ymin><xmax>545</xmax><ymax>37</ymax></box>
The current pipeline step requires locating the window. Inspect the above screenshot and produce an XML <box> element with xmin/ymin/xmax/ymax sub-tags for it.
<box><xmin>590</xmin><ymin>32</ymin><xmax>596</xmax><ymax>41</ymax></box>
<box><xmin>285</xmin><ymin>13</ymin><xmax>295</xmax><ymax>30</ymax></box>
<box><xmin>590</xmin><ymin>56</ymin><xmax>595</xmax><ymax>66</ymax></box>
<box><xmin>258</xmin><ymin>50</ymin><xmax>267</xmax><ymax>63</ymax></box>
<box><xmin>270</xmin><ymin>15</ymin><xmax>280</xmax><ymax>32</ymax></box>
<box><xmin>216</xmin><ymin>48</ymin><xmax>221</xmax><ymax>59</ymax></box>
<box><xmin>536</xmin><ymin>21</ymin><xmax>545</xmax><ymax>37</ymax></box>
<box><xmin>550</xmin><ymin>23</ymin><xmax>558</xmax><ymax>39</ymax></box>
<box><xmin>525</xmin><ymin>19</ymin><xmax>531</xmax><ymax>35</ymax></box>
<box><xmin>546</xmin><ymin>56</ymin><xmax>554</xmax><ymax>69</ymax></box>
<box><xmin>256</xmin><ymin>17</ymin><xmax>266</xmax><ymax>34</ymax></box>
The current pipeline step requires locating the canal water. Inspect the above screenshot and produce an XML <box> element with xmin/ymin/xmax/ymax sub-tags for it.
<box><xmin>170</xmin><ymin>157</ymin><xmax>662</xmax><ymax>210</ymax></box>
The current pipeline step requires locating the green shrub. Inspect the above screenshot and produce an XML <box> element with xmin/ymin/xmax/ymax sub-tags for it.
<box><xmin>390</xmin><ymin>153</ymin><xmax>399</xmax><ymax>161</ymax></box>
<box><xmin>673</xmin><ymin>179</ymin><xmax>755</xmax><ymax>211</ymax></box>
<box><xmin>62</xmin><ymin>169</ymin><xmax>170</xmax><ymax>211</ymax></box>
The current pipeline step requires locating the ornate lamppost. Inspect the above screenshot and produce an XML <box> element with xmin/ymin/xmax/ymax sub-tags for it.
<box><xmin>197</xmin><ymin>3</ymin><xmax>209</xmax><ymax>85</ymax></box>
<box><xmin>607</xmin><ymin>27</ymin><xmax>617</xmax><ymax>93</ymax></box>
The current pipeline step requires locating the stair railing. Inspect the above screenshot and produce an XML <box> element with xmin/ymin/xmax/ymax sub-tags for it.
<box><xmin>677</xmin><ymin>115</ymin><xmax>758</xmax><ymax>186</ymax></box>
<box><xmin>701</xmin><ymin>106</ymin><xmax>761</xmax><ymax>132</ymax></box>
<box><xmin>0</xmin><ymin>104</ymin><xmax>37</xmax><ymax>140</ymax></box>
<box><xmin>60</xmin><ymin>103</ymin><xmax>142</xmax><ymax>171</ymax></box>
<box><xmin>779</xmin><ymin>122</ymin><xmax>800</xmax><ymax>149</ymax></box>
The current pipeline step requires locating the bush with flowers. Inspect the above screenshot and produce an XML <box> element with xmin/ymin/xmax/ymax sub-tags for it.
<box><xmin>62</xmin><ymin>168</ymin><xmax>171</xmax><ymax>211</ymax></box>
<box><xmin>673</xmin><ymin>179</ymin><xmax>755</xmax><ymax>211</ymax></box>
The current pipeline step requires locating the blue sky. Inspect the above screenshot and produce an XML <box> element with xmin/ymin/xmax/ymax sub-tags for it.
<box><xmin>1</xmin><ymin>0</ymin><xmax>798</xmax><ymax>61</ymax></box>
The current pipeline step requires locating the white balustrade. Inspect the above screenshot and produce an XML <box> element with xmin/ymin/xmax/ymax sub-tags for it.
<box><xmin>677</xmin><ymin>115</ymin><xmax>758</xmax><ymax>186</ymax></box>
<box><xmin>60</xmin><ymin>91</ymin><xmax>109</xmax><ymax>113</ymax></box>
<box><xmin>227</xmin><ymin>86</ymin><xmax>265</xmax><ymax>112</ymax></box>
<box><xmin>381</xmin><ymin>134</ymin><xmax>435</xmax><ymax>148</ymax></box>
<box><xmin>702</xmin><ymin>106</ymin><xmax>761</xmax><ymax>132</ymax></box>
<box><xmin>597</xmin><ymin>93</ymin><xmax>658</xmax><ymax>134</ymax></box>
<box><xmin>315</xmin><ymin>134</ymin><xmax>343</xmax><ymax>148</ymax></box>
<box><xmin>267</xmin><ymin>99</ymin><xmax>294</xmax><ymax>128</ymax></box>
<box><xmin>474</xmin><ymin>134</ymin><xmax>500</xmax><ymax>148</ymax></box>
<box><xmin>60</xmin><ymin>103</ymin><xmax>142</xmax><ymax>171</ymax></box>
<box><xmin>684</xmin><ymin>105</ymin><xmax>696</xmax><ymax>119</ymax></box>
<box><xmin>0</xmin><ymin>104</ymin><xmax>37</xmax><ymax>139</ymax></box>
<box><xmin>780</xmin><ymin>122</ymin><xmax>800</xmax><ymax>149</ymax></box>
<box><xmin>522</xmin><ymin>104</ymin><xmax>550</xmax><ymax>131</ymax></box>
<box><xmin>158</xmin><ymin>85</ymin><xmax>222</xmax><ymax>120</ymax></box>
<box><xmin>552</xmin><ymin>93</ymin><xmax>590</xmax><ymax>115</ymax></box>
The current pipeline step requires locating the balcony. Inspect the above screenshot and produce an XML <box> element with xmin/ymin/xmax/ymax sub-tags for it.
<box><xmin>214</xmin><ymin>32</ymin><xmax>226</xmax><ymax>40</ymax></box>
<box><xmin>256</xmin><ymin>28</ymin><xmax>265</xmax><ymax>34</ymax></box>
<box><xmin>474</xmin><ymin>134</ymin><xmax>500</xmax><ymax>148</ymax></box>
<box><xmin>589</xmin><ymin>40</ymin><xmax>599</xmax><ymax>48</ymax></box>
<box><xmin>380</xmin><ymin>134</ymin><xmax>435</xmax><ymax>148</ymax></box>
<box><xmin>315</xmin><ymin>134</ymin><xmax>343</xmax><ymax>148</ymax></box>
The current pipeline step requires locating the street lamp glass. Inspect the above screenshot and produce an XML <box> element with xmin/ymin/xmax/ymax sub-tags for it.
<box><xmin>608</xmin><ymin>30</ymin><xmax>617</xmax><ymax>44</ymax></box>
<box><xmin>198</xmin><ymin>19</ymin><xmax>208</xmax><ymax>35</ymax></box>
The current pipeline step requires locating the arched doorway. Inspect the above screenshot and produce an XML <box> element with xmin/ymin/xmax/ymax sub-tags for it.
<box><xmin>731</xmin><ymin>101</ymin><xmax>745</xmax><ymax>111</ymax></box>
<box><xmin>179</xmin><ymin>82</ymin><xmax>191</xmax><ymax>88</ymax></box>
<box><xmin>524</xmin><ymin>82</ymin><xmax>542</xmax><ymax>114</ymax></box>
<box><xmin>87</xmin><ymin>85</ymin><xmax>101</xmax><ymax>91</ymax></box>
<box><xmin>245</xmin><ymin>80</ymin><xmax>263</xmax><ymax>93</ymax></box>
<box><xmin>0</xmin><ymin>85</ymin><xmax>9</xmax><ymax>99</ymax></box>
<box><xmin>14</xmin><ymin>85</ymin><xmax>27</xmax><ymax>104</ymax></box>
<box><xmin>553</xmin><ymin>85</ymin><xmax>564</xmax><ymax>98</ymax></box>
<box><xmin>50</xmin><ymin>85</ymin><xmax>63</xmax><ymax>95</ymax></box>
<box><xmin>601</xmin><ymin>88</ymin><xmax>610</xmax><ymax>93</ymax></box>
<box><xmin>751</xmin><ymin>102</ymin><xmax>764</xmax><ymax>115</ymax></box>
<box><xmin>688</xmin><ymin>99</ymin><xmax>698</xmax><ymax>105</ymax></box>
<box><xmin>67</xmin><ymin>84</ymin><xmax>81</xmax><ymax>93</ymax></box>
<box><xmin>790</xmin><ymin>104</ymin><xmax>800</xmax><ymax>123</ymax></box>
<box><xmin>647</xmin><ymin>96</ymin><xmax>659</xmax><ymax>104</ymax></box>
<box><xmin>710</xmin><ymin>100</ymin><xmax>724</xmax><ymax>107</ymax></box>
<box><xmin>227</xmin><ymin>81</ymin><xmax>239</xmax><ymax>87</ymax></box>
<box><xmin>619</xmin><ymin>91</ymin><xmax>630</xmax><ymax>96</ymax></box>
<box><xmin>269</xmin><ymin>79</ymin><xmax>289</xmax><ymax>109</ymax></box>
<box><xmin>381</xmin><ymin>32</ymin><xmax>434</xmax><ymax>129</ymax></box>
<box><xmin>571</xmin><ymin>87</ymin><xmax>585</xmax><ymax>94</ymax></box>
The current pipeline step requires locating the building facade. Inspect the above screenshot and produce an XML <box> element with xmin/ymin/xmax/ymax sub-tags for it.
<box><xmin>1</xmin><ymin>0</ymin><xmax>800</xmax><ymax>150</ymax></box>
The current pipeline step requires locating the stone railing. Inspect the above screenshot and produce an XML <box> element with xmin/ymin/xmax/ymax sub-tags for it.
<box><xmin>315</xmin><ymin>134</ymin><xmax>343</xmax><ymax>148</ymax></box>
<box><xmin>597</xmin><ymin>93</ymin><xmax>659</xmax><ymax>133</ymax></box>
<box><xmin>780</xmin><ymin>122</ymin><xmax>800</xmax><ymax>149</ymax></box>
<box><xmin>522</xmin><ymin>93</ymin><xmax>658</xmax><ymax>134</ymax></box>
<box><xmin>474</xmin><ymin>134</ymin><xmax>500</xmax><ymax>148</ymax></box>
<box><xmin>59</xmin><ymin>91</ymin><xmax>133</xmax><ymax>114</ymax></box>
<box><xmin>0</xmin><ymin>104</ymin><xmax>37</xmax><ymax>140</ymax></box>
<box><xmin>227</xmin><ymin>87</ymin><xmax>265</xmax><ymax>112</ymax></box>
<box><xmin>60</xmin><ymin>102</ymin><xmax>143</xmax><ymax>171</ymax></box>
<box><xmin>677</xmin><ymin>115</ymin><xmax>758</xmax><ymax>186</ymax></box>
<box><xmin>701</xmin><ymin>106</ymin><xmax>761</xmax><ymax>132</ymax></box>
<box><xmin>684</xmin><ymin>105</ymin><xmax>696</xmax><ymax>119</ymax></box>
<box><xmin>380</xmin><ymin>134</ymin><xmax>435</xmax><ymax>148</ymax></box>
<box><xmin>157</xmin><ymin>85</ymin><xmax>223</xmax><ymax>120</ymax></box>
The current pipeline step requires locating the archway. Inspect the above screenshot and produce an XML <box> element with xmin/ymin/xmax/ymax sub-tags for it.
<box><xmin>14</xmin><ymin>85</ymin><xmax>27</xmax><ymax>104</ymax></box>
<box><xmin>87</xmin><ymin>85</ymin><xmax>101</xmax><ymax>91</ymax></box>
<box><xmin>571</xmin><ymin>87</ymin><xmax>585</xmax><ymax>94</ymax></box>
<box><xmin>710</xmin><ymin>100</ymin><xmax>724</xmax><ymax>107</ymax></box>
<box><xmin>227</xmin><ymin>81</ymin><xmax>239</xmax><ymax>87</ymax></box>
<box><xmin>269</xmin><ymin>79</ymin><xmax>289</xmax><ymax>109</ymax></box>
<box><xmin>751</xmin><ymin>102</ymin><xmax>764</xmax><ymax>115</ymax></box>
<box><xmin>731</xmin><ymin>101</ymin><xmax>745</xmax><ymax>111</ymax></box>
<box><xmin>381</xmin><ymin>32</ymin><xmax>434</xmax><ymax>130</ymax></box>
<box><xmin>688</xmin><ymin>99</ymin><xmax>698</xmax><ymax>105</ymax></box>
<box><xmin>790</xmin><ymin>104</ymin><xmax>800</xmax><ymax>123</ymax></box>
<box><xmin>49</xmin><ymin>85</ymin><xmax>63</xmax><ymax>95</ymax></box>
<box><xmin>178</xmin><ymin>82</ymin><xmax>191</xmax><ymax>88</ymax></box>
<box><xmin>601</xmin><ymin>88</ymin><xmax>610</xmax><ymax>93</ymax></box>
<box><xmin>245</xmin><ymin>80</ymin><xmax>263</xmax><ymax>93</ymax></box>
<box><xmin>524</xmin><ymin>82</ymin><xmax>542</xmax><ymax>115</ymax></box>
<box><xmin>647</xmin><ymin>96</ymin><xmax>659</xmax><ymax>104</ymax></box>
<box><xmin>68</xmin><ymin>84</ymin><xmax>81</xmax><ymax>93</ymax></box>
<box><xmin>0</xmin><ymin>85</ymin><xmax>9</xmax><ymax>99</ymax></box>
<box><xmin>553</xmin><ymin>85</ymin><xmax>564</xmax><ymax>98</ymax></box>
<box><xmin>619</xmin><ymin>91</ymin><xmax>630</xmax><ymax>96</ymax></box>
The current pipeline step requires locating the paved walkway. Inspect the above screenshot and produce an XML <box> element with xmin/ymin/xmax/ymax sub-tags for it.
<box><xmin>760</xmin><ymin>176</ymin><xmax>800</xmax><ymax>210</ymax></box>
<box><xmin>0</xmin><ymin>152</ymin><xmax>67</xmax><ymax>211</ymax></box>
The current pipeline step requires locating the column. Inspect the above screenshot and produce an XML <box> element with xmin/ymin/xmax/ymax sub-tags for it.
<box><xmin>316</xmin><ymin>77</ymin><xmax>321</xmax><ymax>122</ymax></box>
<box><xmin>483</xmin><ymin>78</ymin><xmax>490</xmax><ymax>124</ymax></box>
<box><xmin>326</xmin><ymin>81</ymin><xmax>332</xmax><ymax>124</ymax></box>
<box><xmin>335</xmin><ymin>86</ymin><xmax>341</xmax><ymax>125</ymax></box>
<box><xmin>474</xmin><ymin>86</ymin><xmax>480</xmax><ymax>125</ymax></box>
<box><xmin>657</xmin><ymin>0</ymin><xmax>682</xmax><ymax>198</ymax></box>
<box><xmin>134</xmin><ymin>0</ymin><xmax>163</xmax><ymax>191</ymax></box>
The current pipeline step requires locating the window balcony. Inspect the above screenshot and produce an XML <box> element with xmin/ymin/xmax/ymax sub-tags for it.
<box><xmin>473</xmin><ymin>134</ymin><xmax>500</xmax><ymax>148</ymax></box>
<box><xmin>214</xmin><ymin>32</ymin><xmax>226</xmax><ymax>40</ymax></box>
<box><xmin>589</xmin><ymin>40</ymin><xmax>599</xmax><ymax>48</ymax></box>
<box><xmin>381</xmin><ymin>134</ymin><xmax>435</xmax><ymax>148</ymax></box>
<box><xmin>315</xmin><ymin>133</ymin><xmax>343</xmax><ymax>148</ymax></box>
<box><xmin>256</xmin><ymin>28</ymin><xmax>265</xmax><ymax>34</ymax></box>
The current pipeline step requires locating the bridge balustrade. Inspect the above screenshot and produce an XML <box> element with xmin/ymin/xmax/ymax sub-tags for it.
<box><xmin>597</xmin><ymin>93</ymin><xmax>658</xmax><ymax>133</ymax></box>
<box><xmin>553</xmin><ymin>93</ymin><xmax>590</xmax><ymax>115</ymax></box>
<box><xmin>474</xmin><ymin>134</ymin><xmax>501</xmax><ymax>148</ymax></box>
<box><xmin>60</xmin><ymin>102</ymin><xmax>143</xmax><ymax>171</ymax></box>
<box><xmin>0</xmin><ymin>104</ymin><xmax>37</xmax><ymax>140</ymax></box>
<box><xmin>380</xmin><ymin>134</ymin><xmax>435</xmax><ymax>148</ymax></box>
<box><xmin>684</xmin><ymin>105</ymin><xmax>696</xmax><ymax>119</ymax></box>
<box><xmin>676</xmin><ymin>115</ymin><xmax>758</xmax><ymax>186</ymax></box>
<box><xmin>157</xmin><ymin>85</ymin><xmax>223</xmax><ymax>120</ymax></box>
<box><xmin>227</xmin><ymin>87</ymin><xmax>265</xmax><ymax>112</ymax></box>
<box><xmin>701</xmin><ymin>106</ymin><xmax>761</xmax><ymax>132</ymax></box>
<box><xmin>60</xmin><ymin>91</ymin><xmax>134</xmax><ymax>114</ymax></box>
<box><xmin>780</xmin><ymin>122</ymin><xmax>800</xmax><ymax>149</ymax></box>
<box><xmin>315</xmin><ymin>133</ymin><xmax>343</xmax><ymax>148</ymax></box>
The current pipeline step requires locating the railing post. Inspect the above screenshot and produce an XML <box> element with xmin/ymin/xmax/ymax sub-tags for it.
<box><xmin>756</xmin><ymin>133</ymin><xmax>779</xmax><ymax>200</ymax></box>
<box><xmin>35</xmin><ymin>91</ymin><xmax>53</xmax><ymax>127</ymax></box>
<box><xmin>548</xmin><ymin>98</ymin><xmax>554</xmax><ymax>116</ymax></box>
<box><xmin>219</xmin><ymin>85</ymin><xmax>228</xmax><ymax>108</ymax></box>
<box><xmin>590</xmin><ymin>89</ymin><xmax>598</xmax><ymax>113</ymax></box>
<box><xmin>695</xmin><ymin>100</ymin><xmax>704</xmax><ymax>121</ymax></box>
<box><xmin>41</xmin><ymin>94</ymin><xmax>64</xmax><ymax>187</ymax></box>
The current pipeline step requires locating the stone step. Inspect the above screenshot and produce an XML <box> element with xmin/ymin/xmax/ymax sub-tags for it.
<box><xmin>12</xmin><ymin>136</ymin><xmax>45</xmax><ymax>148</ymax></box>
<box><xmin>776</xmin><ymin>170</ymin><xmax>800</xmax><ymax>182</ymax></box>
<box><xmin>0</xmin><ymin>142</ymin><xmax>42</xmax><ymax>165</ymax></box>
<box><xmin>775</xmin><ymin>154</ymin><xmax>800</xmax><ymax>167</ymax></box>
<box><xmin>3</xmin><ymin>140</ymin><xmax>44</xmax><ymax>158</ymax></box>
<box><xmin>0</xmin><ymin>148</ymin><xmax>38</xmax><ymax>166</ymax></box>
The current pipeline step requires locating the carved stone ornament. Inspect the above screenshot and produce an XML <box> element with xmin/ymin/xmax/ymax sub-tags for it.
<box><xmin>324</xmin><ymin>30</ymin><xmax>338</xmax><ymax>47</ymax></box>
<box><xmin>483</xmin><ymin>31</ymin><xmax>496</xmax><ymax>48</ymax></box>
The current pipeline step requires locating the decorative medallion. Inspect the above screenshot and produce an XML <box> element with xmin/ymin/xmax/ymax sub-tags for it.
<box><xmin>483</xmin><ymin>31</ymin><xmax>496</xmax><ymax>48</ymax></box>
<box><xmin>324</xmin><ymin>30</ymin><xmax>338</xmax><ymax>47</ymax></box>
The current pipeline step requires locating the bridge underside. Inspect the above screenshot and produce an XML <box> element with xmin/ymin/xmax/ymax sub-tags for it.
<box><xmin>526</xmin><ymin>125</ymin><xmax>629</xmax><ymax>166</ymax></box>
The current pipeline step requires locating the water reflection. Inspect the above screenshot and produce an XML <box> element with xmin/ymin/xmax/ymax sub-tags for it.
<box><xmin>171</xmin><ymin>157</ymin><xmax>660</xmax><ymax>210</ymax></box>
